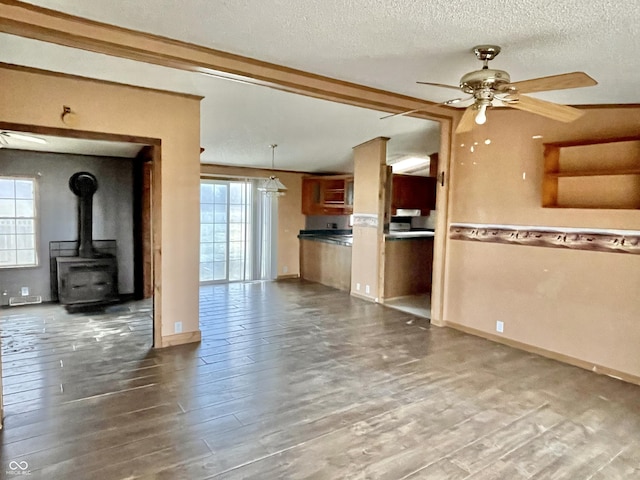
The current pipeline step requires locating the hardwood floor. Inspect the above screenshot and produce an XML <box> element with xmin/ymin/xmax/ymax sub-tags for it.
<box><xmin>1</xmin><ymin>279</ymin><xmax>639</xmax><ymax>479</ymax></box>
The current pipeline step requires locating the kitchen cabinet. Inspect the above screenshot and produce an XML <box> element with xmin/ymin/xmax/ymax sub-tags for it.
<box><xmin>302</xmin><ymin>174</ymin><xmax>354</xmax><ymax>215</ymax></box>
<box><xmin>391</xmin><ymin>174</ymin><xmax>437</xmax><ymax>215</ymax></box>
<box><xmin>542</xmin><ymin>135</ymin><xmax>640</xmax><ymax>209</ymax></box>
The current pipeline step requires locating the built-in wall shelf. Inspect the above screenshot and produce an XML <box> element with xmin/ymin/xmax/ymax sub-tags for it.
<box><xmin>542</xmin><ymin>135</ymin><xmax>640</xmax><ymax>209</ymax></box>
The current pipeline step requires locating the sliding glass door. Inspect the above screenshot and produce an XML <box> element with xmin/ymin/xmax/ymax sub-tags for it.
<box><xmin>200</xmin><ymin>179</ymin><xmax>275</xmax><ymax>283</ymax></box>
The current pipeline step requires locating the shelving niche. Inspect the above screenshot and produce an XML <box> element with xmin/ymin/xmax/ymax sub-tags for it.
<box><xmin>542</xmin><ymin>135</ymin><xmax>640</xmax><ymax>209</ymax></box>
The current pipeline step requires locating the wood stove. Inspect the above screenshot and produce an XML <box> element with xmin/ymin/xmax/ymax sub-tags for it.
<box><xmin>56</xmin><ymin>172</ymin><xmax>118</xmax><ymax>310</ymax></box>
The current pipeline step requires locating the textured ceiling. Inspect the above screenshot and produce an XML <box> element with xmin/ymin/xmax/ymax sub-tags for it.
<box><xmin>20</xmin><ymin>0</ymin><xmax>640</xmax><ymax>105</ymax></box>
<box><xmin>3</xmin><ymin>0</ymin><xmax>639</xmax><ymax>170</ymax></box>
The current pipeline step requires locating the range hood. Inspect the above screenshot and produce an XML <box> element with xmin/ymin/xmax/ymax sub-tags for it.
<box><xmin>395</xmin><ymin>208</ymin><xmax>421</xmax><ymax>217</ymax></box>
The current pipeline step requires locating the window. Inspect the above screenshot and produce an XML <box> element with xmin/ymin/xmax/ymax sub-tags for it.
<box><xmin>0</xmin><ymin>177</ymin><xmax>38</xmax><ymax>268</ymax></box>
<box><xmin>200</xmin><ymin>180</ymin><xmax>253</xmax><ymax>282</ymax></box>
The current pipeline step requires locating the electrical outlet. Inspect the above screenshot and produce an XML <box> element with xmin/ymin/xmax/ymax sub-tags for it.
<box><xmin>356</xmin><ymin>283</ymin><xmax>361</xmax><ymax>291</ymax></box>
<box><xmin>282</xmin><ymin>266</ymin><xmax>288</xmax><ymax>273</ymax></box>
<box><xmin>365</xmin><ymin>285</ymin><xmax>370</xmax><ymax>294</ymax></box>
<box><xmin>174</xmin><ymin>322</ymin><xmax>183</xmax><ymax>334</ymax></box>
<box><xmin>21</xmin><ymin>287</ymin><xmax>29</xmax><ymax>296</ymax></box>
<box><xmin>496</xmin><ymin>321</ymin><xmax>504</xmax><ymax>333</ymax></box>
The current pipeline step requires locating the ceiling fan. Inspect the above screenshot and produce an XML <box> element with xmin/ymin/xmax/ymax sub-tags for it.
<box><xmin>0</xmin><ymin>131</ymin><xmax>48</xmax><ymax>147</ymax></box>
<box><xmin>389</xmin><ymin>45</ymin><xmax>598</xmax><ymax>134</ymax></box>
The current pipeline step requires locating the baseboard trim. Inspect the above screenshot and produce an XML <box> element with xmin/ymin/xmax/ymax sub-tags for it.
<box><xmin>277</xmin><ymin>274</ymin><xmax>300</xmax><ymax>280</ymax></box>
<box><xmin>160</xmin><ymin>330</ymin><xmax>202</xmax><ymax>348</ymax></box>
<box><xmin>381</xmin><ymin>293</ymin><xmax>430</xmax><ymax>302</ymax></box>
<box><xmin>350</xmin><ymin>291</ymin><xmax>377</xmax><ymax>302</ymax></box>
<box><xmin>445</xmin><ymin>320</ymin><xmax>640</xmax><ymax>387</ymax></box>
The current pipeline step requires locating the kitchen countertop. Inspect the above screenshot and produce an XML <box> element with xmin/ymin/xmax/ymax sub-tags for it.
<box><xmin>298</xmin><ymin>230</ymin><xmax>353</xmax><ymax>246</ymax></box>
<box><xmin>298</xmin><ymin>229</ymin><xmax>434</xmax><ymax>245</ymax></box>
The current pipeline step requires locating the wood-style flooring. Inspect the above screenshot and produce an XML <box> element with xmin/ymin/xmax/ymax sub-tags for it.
<box><xmin>384</xmin><ymin>294</ymin><xmax>431</xmax><ymax>319</ymax></box>
<box><xmin>1</xmin><ymin>279</ymin><xmax>639</xmax><ymax>479</ymax></box>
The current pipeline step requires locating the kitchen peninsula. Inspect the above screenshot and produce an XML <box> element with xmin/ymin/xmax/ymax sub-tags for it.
<box><xmin>298</xmin><ymin>230</ymin><xmax>352</xmax><ymax>291</ymax></box>
<box><xmin>298</xmin><ymin>228</ymin><xmax>435</xmax><ymax>299</ymax></box>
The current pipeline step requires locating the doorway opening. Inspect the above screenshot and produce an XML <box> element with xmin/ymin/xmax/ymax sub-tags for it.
<box><xmin>381</xmin><ymin>138</ymin><xmax>442</xmax><ymax>320</ymax></box>
<box><xmin>0</xmin><ymin>122</ymin><xmax>159</xmax><ymax>342</ymax></box>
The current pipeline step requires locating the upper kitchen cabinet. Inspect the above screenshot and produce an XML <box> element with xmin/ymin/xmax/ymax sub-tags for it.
<box><xmin>391</xmin><ymin>174</ymin><xmax>437</xmax><ymax>215</ymax></box>
<box><xmin>302</xmin><ymin>174</ymin><xmax>354</xmax><ymax>215</ymax></box>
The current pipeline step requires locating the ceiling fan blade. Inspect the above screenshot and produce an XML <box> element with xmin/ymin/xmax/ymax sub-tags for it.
<box><xmin>379</xmin><ymin>97</ymin><xmax>466</xmax><ymax>120</ymax></box>
<box><xmin>502</xmin><ymin>72</ymin><xmax>597</xmax><ymax>94</ymax></box>
<box><xmin>380</xmin><ymin>107</ymin><xmax>429</xmax><ymax>120</ymax></box>
<box><xmin>505</xmin><ymin>94</ymin><xmax>585</xmax><ymax>123</ymax></box>
<box><xmin>1</xmin><ymin>131</ymin><xmax>48</xmax><ymax>144</ymax></box>
<box><xmin>455</xmin><ymin>105</ymin><xmax>477</xmax><ymax>134</ymax></box>
<box><xmin>416</xmin><ymin>81</ymin><xmax>461</xmax><ymax>91</ymax></box>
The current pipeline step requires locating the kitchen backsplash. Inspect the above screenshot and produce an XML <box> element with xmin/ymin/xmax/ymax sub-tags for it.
<box><xmin>411</xmin><ymin>211</ymin><xmax>436</xmax><ymax>230</ymax></box>
<box><xmin>306</xmin><ymin>213</ymin><xmax>436</xmax><ymax>231</ymax></box>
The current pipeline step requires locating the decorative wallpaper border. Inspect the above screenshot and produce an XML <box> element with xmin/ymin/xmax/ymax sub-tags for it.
<box><xmin>352</xmin><ymin>214</ymin><xmax>379</xmax><ymax>228</ymax></box>
<box><xmin>449</xmin><ymin>223</ymin><xmax>640</xmax><ymax>255</ymax></box>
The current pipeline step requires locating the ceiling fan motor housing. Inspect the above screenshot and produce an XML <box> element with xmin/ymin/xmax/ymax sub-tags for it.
<box><xmin>460</xmin><ymin>69</ymin><xmax>511</xmax><ymax>95</ymax></box>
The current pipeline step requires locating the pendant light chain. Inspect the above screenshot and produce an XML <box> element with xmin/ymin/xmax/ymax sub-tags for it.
<box><xmin>270</xmin><ymin>144</ymin><xmax>277</xmax><ymax>170</ymax></box>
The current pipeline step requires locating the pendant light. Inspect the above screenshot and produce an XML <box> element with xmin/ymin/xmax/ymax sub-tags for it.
<box><xmin>258</xmin><ymin>144</ymin><xmax>287</xmax><ymax>197</ymax></box>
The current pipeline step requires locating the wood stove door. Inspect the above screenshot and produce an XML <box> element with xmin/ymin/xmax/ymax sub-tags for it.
<box><xmin>56</xmin><ymin>257</ymin><xmax>118</xmax><ymax>305</ymax></box>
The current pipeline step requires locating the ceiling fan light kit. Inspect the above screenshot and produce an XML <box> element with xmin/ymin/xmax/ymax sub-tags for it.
<box><xmin>474</xmin><ymin>102</ymin><xmax>488</xmax><ymax>125</ymax></box>
<box><xmin>407</xmin><ymin>44</ymin><xmax>597</xmax><ymax>133</ymax></box>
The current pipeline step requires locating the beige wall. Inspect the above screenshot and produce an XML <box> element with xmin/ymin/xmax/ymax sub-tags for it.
<box><xmin>353</xmin><ymin>139</ymin><xmax>387</xmax><ymax>214</ymax></box>
<box><xmin>351</xmin><ymin>227</ymin><xmax>380</xmax><ymax>298</ymax></box>
<box><xmin>0</xmin><ymin>65</ymin><xmax>202</xmax><ymax>346</ymax></box>
<box><xmin>351</xmin><ymin>137</ymin><xmax>388</xmax><ymax>301</ymax></box>
<box><xmin>445</xmin><ymin>106</ymin><xmax>640</xmax><ymax>380</ymax></box>
<box><xmin>200</xmin><ymin>164</ymin><xmax>305</xmax><ymax>278</ymax></box>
